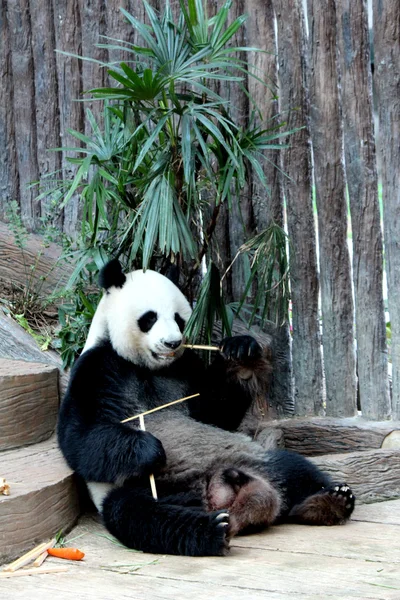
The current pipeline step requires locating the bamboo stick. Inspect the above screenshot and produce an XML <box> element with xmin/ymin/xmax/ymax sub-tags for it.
<box><xmin>3</xmin><ymin>538</ymin><xmax>56</xmax><ymax>572</ymax></box>
<box><xmin>182</xmin><ymin>344</ymin><xmax>220</xmax><ymax>351</ymax></box>
<box><xmin>0</xmin><ymin>566</ymin><xmax>69</xmax><ymax>578</ymax></box>
<box><xmin>120</xmin><ymin>393</ymin><xmax>200</xmax><ymax>424</ymax></box>
<box><xmin>138</xmin><ymin>414</ymin><xmax>158</xmax><ymax>501</ymax></box>
<box><xmin>32</xmin><ymin>551</ymin><xmax>48</xmax><ymax>568</ymax></box>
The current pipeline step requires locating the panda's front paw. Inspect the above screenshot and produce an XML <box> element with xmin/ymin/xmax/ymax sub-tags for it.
<box><xmin>135</xmin><ymin>431</ymin><xmax>167</xmax><ymax>475</ymax></box>
<box><xmin>219</xmin><ymin>336</ymin><xmax>262</xmax><ymax>362</ymax></box>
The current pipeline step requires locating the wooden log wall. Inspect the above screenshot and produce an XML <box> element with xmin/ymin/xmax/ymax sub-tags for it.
<box><xmin>0</xmin><ymin>0</ymin><xmax>399</xmax><ymax>420</ymax></box>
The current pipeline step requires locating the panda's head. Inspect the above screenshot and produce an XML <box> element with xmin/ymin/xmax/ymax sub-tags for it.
<box><xmin>84</xmin><ymin>259</ymin><xmax>192</xmax><ymax>370</ymax></box>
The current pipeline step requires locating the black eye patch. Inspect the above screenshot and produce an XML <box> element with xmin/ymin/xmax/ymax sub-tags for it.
<box><xmin>175</xmin><ymin>313</ymin><xmax>185</xmax><ymax>333</ymax></box>
<box><xmin>138</xmin><ymin>311</ymin><xmax>158</xmax><ymax>333</ymax></box>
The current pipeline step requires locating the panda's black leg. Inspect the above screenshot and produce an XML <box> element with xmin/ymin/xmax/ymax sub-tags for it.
<box><xmin>158</xmin><ymin>490</ymin><xmax>205</xmax><ymax>510</ymax></box>
<box><xmin>287</xmin><ymin>484</ymin><xmax>355</xmax><ymax>526</ymax></box>
<box><xmin>102</xmin><ymin>484</ymin><xmax>230</xmax><ymax>556</ymax></box>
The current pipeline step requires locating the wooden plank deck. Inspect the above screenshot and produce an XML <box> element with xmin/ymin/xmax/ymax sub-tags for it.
<box><xmin>2</xmin><ymin>499</ymin><xmax>400</xmax><ymax>600</ymax></box>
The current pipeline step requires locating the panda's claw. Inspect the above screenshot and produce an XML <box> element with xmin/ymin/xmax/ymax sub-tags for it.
<box><xmin>215</xmin><ymin>512</ymin><xmax>230</xmax><ymax>521</ymax></box>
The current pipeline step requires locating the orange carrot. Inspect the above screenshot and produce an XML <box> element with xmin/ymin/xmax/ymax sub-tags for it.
<box><xmin>47</xmin><ymin>547</ymin><xmax>85</xmax><ymax>561</ymax></box>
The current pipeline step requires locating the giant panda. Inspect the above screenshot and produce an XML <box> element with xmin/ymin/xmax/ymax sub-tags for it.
<box><xmin>57</xmin><ymin>259</ymin><xmax>355</xmax><ymax>557</ymax></box>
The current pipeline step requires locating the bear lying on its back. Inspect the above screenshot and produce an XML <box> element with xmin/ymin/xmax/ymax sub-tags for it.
<box><xmin>58</xmin><ymin>259</ymin><xmax>355</xmax><ymax>556</ymax></box>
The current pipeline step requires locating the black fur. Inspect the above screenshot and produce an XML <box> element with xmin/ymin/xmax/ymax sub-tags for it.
<box><xmin>98</xmin><ymin>258</ymin><xmax>126</xmax><ymax>290</ymax></box>
<box><xmin>138</xmin><ymin>310</ymin><xmax>158</xmax><ymax>333</ymax></box>
<box><xmin>174</xmin><ymin>312</ymin><xmax>186</xmax><ymax>333</ymax></box>
<box><xmin>102</xmin><ymin>484</ymin><xmax>230</xmax><ymax>556</ymax></box>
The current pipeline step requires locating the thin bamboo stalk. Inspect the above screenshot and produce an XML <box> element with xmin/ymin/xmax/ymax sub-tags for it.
<box><xmin>121</xmin><ymin>393</ymin><xmax>200</xmax><ymax>424</ymax></box>
<box><xmin>182</xmin><ymin>344</ymin><xmax>219</xmax><ymax>351</ymax></box>
<box><xmin>0</xmin><ymin>567</ymin><xmax>69</xmax><ymax>578</ymax></box>
<box><xmin>138</xmin><ymin>414</ymin><xmax>158</xmax><ymax>501</ymax></box>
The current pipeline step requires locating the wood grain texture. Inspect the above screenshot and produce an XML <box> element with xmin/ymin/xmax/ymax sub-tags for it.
<box><xmin>52</xmin><ymin>0</ymin><xmax>84</xmax><ymax>235</ymax></box>
<box><xmin>261</xmin><ymin>416</ymin><xmax>400</xmax><ymax>455</ymax></box>
<box><xmin>0</xmin><ymin>438</ymin><xmax>79</xmax><ymax>563</ymax></box>
<box><xmin>336</xmin><ymin>0</ymin><xmax>390</xmax><ymax>420</ymax></box>
<box><xmin>307</xmin><ymin>0</ymin><xmax>356</xmax><ymax>417</ymax></box>
<box><xmin>0</xmin><ymin>358</ymin><xmax>58</xmax><ymax>451</ymax></box>
<box><xmin>0</xmin><ymin>221</ymin><xmax>70</xmax><ymax>293</ymax></box>
<box><xmin>2</xmin><ymin>506</ymin><xmax>400</xmax><ymax>599</ymax></box>
<box><xmin>373</xmin><ymin>0</ymin><xmax>400</xmax><ymax>420</ymax></box>
<box><xmin>0</xmin><ymin>0</ymin><xmax>19</xmax><ymax>221</ymax></box>
<box><xmin>274</xmin><ymin>0</ymin><xmax>324</xmax><ymax>417</ymax></box>
<box><xmin>311</xmin><ymin>448</ymin><xmax>400</xmax><ymax>504</ymax></box>
<box><xmin>29</xmin><ymin>0</ymin><xmax>62</xmax><ymax>219</ymax></box>
<box><xmin>244</xmin><ymin>0</ymin><xmax>293</xmax><ymax>417</ymax></box>
<box><xmin>6</xmin><ymin>0</ymin><xmax>40</xmax><ymax>230</ymax></box>
<box><xmin>0</xmin><ymin>314</ymin><xmax>69</xmax><ymax>396</ymax></box>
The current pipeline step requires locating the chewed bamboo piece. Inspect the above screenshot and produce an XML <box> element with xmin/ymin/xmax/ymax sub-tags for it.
<box><xmin>0</xmin><ymin>477</ymin><xmax>10</xmax><ymax>496</ymax></box>
<box><xmin>182</xmin><ymin>344</ymin><xmax>220</xmax><ymax>351</ymax></box>
<box><xmin>3</xmin><ymin>538</ymin><xmax>56</xmax><ymax>572</ymax></box>
<box><xmin>121</xmin><ymin>393</ymin><xmax>201</xmax><ymax>501</ymax></box>
<box><xmin>32</xmin><ymin>551</ymin><xmax>49</xmax><ymax>568</ymax></box>
<box><xmin>138</xmin><ymin>415</ymin><xmax>158</xmax><ymax>500</ymax></box>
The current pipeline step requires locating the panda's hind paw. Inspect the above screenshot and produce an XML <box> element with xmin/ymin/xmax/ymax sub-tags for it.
<box><xmin>288</xmin><ymin>482</ymin><xmax>355</xmax><ymax>526</ymax></box>
<box><xmin>327</xmin><ymin>483</ymin><xmax>355</xmax><ymax>517</ymax></box>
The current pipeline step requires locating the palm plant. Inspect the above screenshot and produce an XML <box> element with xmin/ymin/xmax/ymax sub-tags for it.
<box><xmin>49</xmin><ymin>0</ymin><xmax>292</xmax><ymax>351</ymax></box>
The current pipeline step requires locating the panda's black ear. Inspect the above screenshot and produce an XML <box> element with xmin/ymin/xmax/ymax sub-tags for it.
<box><xmin>163</xmin><ymin>264</ymin><xmax>180</xmax><ymax>288</ymax></box>
<box><xmin>99</xmin><ymin>259</ymin><xmax>126</xmax><ymax>290</ymax></box>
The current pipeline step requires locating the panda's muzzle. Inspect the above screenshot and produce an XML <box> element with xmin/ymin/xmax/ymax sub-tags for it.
<box><xmin>164</xmin><ymin>340</ymin><xmax>181</xmax><ymax>350</ymax></box>
<box><xmin>152</xmin><ymin>340</ymin><xmax>182</xmax><ymax>361</ymax></box>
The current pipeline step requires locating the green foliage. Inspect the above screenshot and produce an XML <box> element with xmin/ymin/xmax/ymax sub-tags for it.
<box><xmin>54</xmin><ymin>266</ymin><xmax>101</xmax><ymax>369</ymax></box>
<box><xmin>42</xmin><ymin>0</ymin><xmax>293</xmax><ymax>357</ymax></box>
<box><xmin>236</xmin><ymin>222</ymin><xmax>291</xmax><ymax>327</ymax></box>
<box><xmin>185</xmin><ymin>263</ymin><xmax>233</xmax><ymax>343</ymax></box>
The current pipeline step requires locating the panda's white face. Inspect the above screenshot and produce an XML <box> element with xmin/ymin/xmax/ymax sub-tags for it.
<box><xmin>90</xmin><ymin>269</ymin><xmax>192</xmax><ymax>370</ymax></box>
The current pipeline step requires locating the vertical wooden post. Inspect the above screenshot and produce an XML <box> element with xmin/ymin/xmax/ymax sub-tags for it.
<box><xmin>307</xmin><ymin>0</ymin><xmax>357</xmax><ymax>416</ymax></box>
<box><xmin>245</xmin><ymin>0</ymin><xmax>294</xmax><ymax>416</ymax></box>
<box><xmin>336</xmin><ymin>0</ymin><xmax>390</xmax><ymax>420</ymax></box>
<box><xmin>52</xmin><ymin>0</ymin><xmax>84</xmax><ymax>235</ymax></box>
<box><xmin>30</xmin><ymin>0</ymin><xmax>62</xmax><ymax>220</ymax></box>
<box><xmin>0</xmin><ymin>0</ymin><xmax>19</xmax><ymax>221</ymax></box>
<box><xmin>373</xmin><ymin>0</ymin><xmax>400</xmax><ymax>419</ymax></box>
<box><xmin>274</xmin><ymin>0</ymin><xmax>324</xmax><ymax>416</ymax></box>
<box><xmin>7</xmin><ymin>0</ymin><xmax>40</xmax><ymax>230</ymax></box>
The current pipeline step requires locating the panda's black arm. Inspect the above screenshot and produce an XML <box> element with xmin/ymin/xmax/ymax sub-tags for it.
<box><xmin>57</xmin><ymin>345</ymin><xmax>166</xmax><ymax>482</ymax></box>
<box><xmin>58</xmin><ymin>414</ymin><xmax>166</xmax><ymax>483</ymax></box>
<box><xmin>188</xmin><ymin>336</ymin><xmax>269</xmax><ymax>431</ymax></box>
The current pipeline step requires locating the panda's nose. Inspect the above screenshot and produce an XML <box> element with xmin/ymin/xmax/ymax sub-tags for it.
<box><xmin>164</xmin><ymin>340</ymin><xmax>181</xmax><ymax>350</ymax></box>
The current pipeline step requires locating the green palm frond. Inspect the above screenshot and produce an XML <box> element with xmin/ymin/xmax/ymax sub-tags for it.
<box><xmin>184</xmin><ymin>263</ymin><xmax>232</xmax><ymax>343</ymax></box>
<box><xmin>236</xmin><ymin>223</ymin><xmax>291</xmax><ymax>328</ymax></box>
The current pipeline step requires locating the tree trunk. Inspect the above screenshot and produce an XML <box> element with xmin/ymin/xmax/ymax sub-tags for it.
<box><xmin>307</xmin><ymin>0</ymin><xmax>356</xmax><ymax>416</ymax></box>
<box><xmin>373</xmin><ymin>0</ymin><xmax>400</xmax><ymax>419</ymax></box>
<box><xmin>274</xmin><ymin>0</ymin><xmax>324</xmax><ymax>416</ymax></box>
<box><xmin>336</xmin><ymin>0</ymin><xmax>390</xmax><ymax>420</ymax></box>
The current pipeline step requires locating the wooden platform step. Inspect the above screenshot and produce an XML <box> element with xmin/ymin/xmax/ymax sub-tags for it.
<box><xmin>0</xmin><ymin>358</ymin><xmax>59</xmax><ymax>451</ymax></box>
<box><xmin>0</xmin><ymin>437</ymin><xmax>80</xmax><ymax>563</ymax></box>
